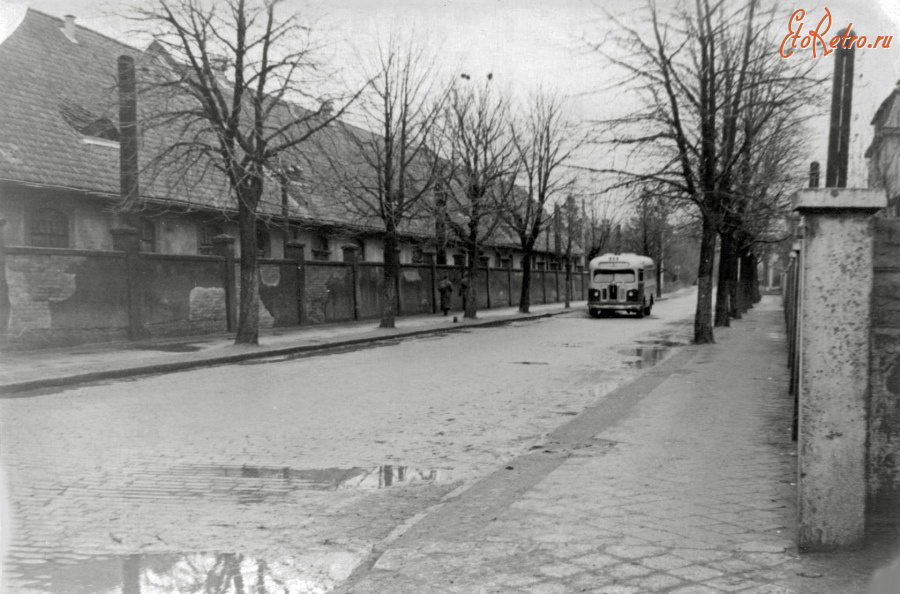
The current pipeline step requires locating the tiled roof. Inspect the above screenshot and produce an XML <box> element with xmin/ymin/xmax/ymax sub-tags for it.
<box><xmin>0</xmin><ymin>10</ymin><xmax>136</xmax><ymax>195</ymax></box>
<box><xmin>0</xmin><ymin>10</ymin><xmax>576</xmax><ymax>253</ymax></box>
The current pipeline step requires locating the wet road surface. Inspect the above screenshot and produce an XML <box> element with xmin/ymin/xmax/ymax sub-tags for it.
<box><xmin>0</xmin><ymin>292</ymin><xmax>697</xmax><ymax>593</ymax></box>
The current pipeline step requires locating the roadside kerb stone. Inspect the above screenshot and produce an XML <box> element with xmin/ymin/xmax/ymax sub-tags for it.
<box><xmin>0</xmin><ymin>310</ymin><xmax>569</xmax><ymax>396</ymax></box>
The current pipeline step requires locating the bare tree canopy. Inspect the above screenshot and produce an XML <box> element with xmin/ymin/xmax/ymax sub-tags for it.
<box><xmin>433</xmin><ymin>76</ymin><xmax>516</xmax><ymax>319</ymax></box>
<box><xmin>129</xmin><ymin>0</ymin><xmax>359</xmax><ymax>344</ymax></box>
<box><xmin>317</xmin><ymin>33</ymin><xmax>450</xmax><ymax>328</ymax></box>
<box><xmin>589</xmin><ymin>0</ymin><xmax>822</xmax><ymax>343</ymax></box>
<box><xmin>502</xmin><ymin>90</ymin><xmax>584</xmax><ymax>313</ymax></box>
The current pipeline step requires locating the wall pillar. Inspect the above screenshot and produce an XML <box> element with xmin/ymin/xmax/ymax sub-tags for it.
<box><xmin>541</xmin><ymin>269</ymin><xmax>547</xmax><ymax>304</ymax></box>
<box><xmin>794</xmin><ymin>188</ymin><xmax>886</xmax><ymax>551</ymax></box>
<box><xmin>429</xmin><ymin>258</ymin><xmax>438</xmax><ymax>314</ymax></box>
<box><xmin>284</xmin><ymin>241</ymin><xmax>305</xmax><ymax>325</ymax></box>
<box><xmin>110</xmin><ymin>226</ymin><xmax>147</xmax><ymax>340</ymax></box>
<box><xmin>0</xmin><ymin>220</ymin><xmax>9</xmax><ymax>339</ymax></box>
<box><xmin>211</xmin><ymin>234</ymin><xmax>237</xmax><ymax>332</ymax></box>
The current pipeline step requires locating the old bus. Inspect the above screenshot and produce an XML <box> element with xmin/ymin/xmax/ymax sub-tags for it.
<box><xmin>587</xmin><ymin>253</ymin><xmax>656</xmax><ymax>318</ymax></box>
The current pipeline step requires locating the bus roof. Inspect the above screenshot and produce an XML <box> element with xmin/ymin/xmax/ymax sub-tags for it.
<box><xmin>589</xmin><ymin>253</ymin><xmax>655</xmax><ymax>269</ymax></box>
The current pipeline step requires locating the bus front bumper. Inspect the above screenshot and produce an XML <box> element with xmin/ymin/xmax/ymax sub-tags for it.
<box><xmin>588</xmin><ymin>302</ymin><xmax>642</xmax><ymax>313</ymax></box>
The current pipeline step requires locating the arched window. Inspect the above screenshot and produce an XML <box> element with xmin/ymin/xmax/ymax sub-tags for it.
<box><xmin>139</xmin><ymin>218</ymin><xmax>156</xmax><ymax>253</ymax></box>
<box><xmin>29</xmin><ymin>208</ymin><xmax>69</xmax><ymax>248</ymax></box>
<box><xmin>198</xmin><ymin>222</ymin><xmax>224</xmax><ymax>255</ymax></box>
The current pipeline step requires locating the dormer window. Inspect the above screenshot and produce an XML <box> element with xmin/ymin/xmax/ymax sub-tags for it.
<box><xmin>59</xmin><ymin>99</ymin><xmax>120</xmax><ymax>146</ymax></box>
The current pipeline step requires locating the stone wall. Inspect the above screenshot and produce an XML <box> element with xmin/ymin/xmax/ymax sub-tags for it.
<box><xmin>4</xmin><ymin>249</ymin><xmax>129</xmax><ymax>346</ymax></box>
<box><xmin>869</xmin><ymin>217</ymin><xmax>900</xmax><ymax>498</ymax></box>
<box><xmin>141</xmin><ymin>254</ymin><xmax>228</xmax><ymax>337</ymax></box>
<box><xmin>1</xmin><ymin>245</ymin><xmax>590</xmax><ymax>348</ymax></box>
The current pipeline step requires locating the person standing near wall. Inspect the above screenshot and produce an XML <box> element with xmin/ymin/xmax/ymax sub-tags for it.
<box><xmin>459</xmin><ymin>272</ymin><xmax>470</xmax><ymax>313</ymax></box>
<box><xmin>438</xmin><ymin>274</ymin><xmax>454</xmax><ymax>316</ymax></box>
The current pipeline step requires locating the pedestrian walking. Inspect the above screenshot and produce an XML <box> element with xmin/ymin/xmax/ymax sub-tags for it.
<box><xmin>438</xmin><ymin>274</ymin><xmax>454</xmax><ymax>315</ymax></box>
<box><xmin>459</xmin><ymin>272</ymin><xmax>470</xmax><ymax>313</ymax></box>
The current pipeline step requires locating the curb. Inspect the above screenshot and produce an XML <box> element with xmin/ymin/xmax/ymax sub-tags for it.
<box><xmin>0</xmin><ymin>310</ymin><xmax>573</xmax><ymax>396</ymax></box>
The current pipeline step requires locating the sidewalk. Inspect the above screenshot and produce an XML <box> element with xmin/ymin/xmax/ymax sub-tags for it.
<box><xmin>336</xmin><ymin>296</ymin><xmax>899</xmax><ymax>594</ymax></box>
<box><xmin>0</xmin><ymin>301</ymin><xmax>587</xmax><ymax>394</ymax></box>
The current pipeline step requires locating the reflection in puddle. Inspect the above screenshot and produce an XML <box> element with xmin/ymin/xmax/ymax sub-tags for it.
<box><xmin>171</xmin><ymin>464</ymin><xmax>450</xmax><ymax>491</ymax></box>
<box><xmin>617</xmin><ymin>340</ymin><xmax>685</xmax><ymax>369</ymax></box>
<box><xmin>7</xmin><ymin>551</ymin><xmax>359</xmax><ymax>594</ymax></box>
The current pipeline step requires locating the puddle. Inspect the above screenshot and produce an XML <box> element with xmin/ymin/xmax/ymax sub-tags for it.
<box><xmin>634</xmin><ymin>339</ymin><xmax>686</xmax><ymax>348</ymax></box>
<box><xmin>617</xmin><ymin>340</ymin><xmax>686</xmax><ymax>369</ymax></box>
<box><xmin>170</xmin><ymin>464</ymin><xmax>450</xmax><ymax>491</ymax></box>
<box><xmin>4</xmin><ymin>550</ymin><xmax>360</xmax><ymax>594</ymax></box>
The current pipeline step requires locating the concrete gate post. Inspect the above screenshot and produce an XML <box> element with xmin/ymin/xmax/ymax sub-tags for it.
<box><xmin>794</xmin><ymin>188</ymin><xmax>886</xmax><ymax>551</ymax></box>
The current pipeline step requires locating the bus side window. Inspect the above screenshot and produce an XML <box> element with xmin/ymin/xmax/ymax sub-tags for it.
<box><xmin>639</xmin><ymin>269</ymin><xmax>644</xmax><ymax>281</ymax></box>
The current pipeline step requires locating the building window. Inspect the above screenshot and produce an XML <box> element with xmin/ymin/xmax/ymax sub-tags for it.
<box><xmin>29</xmin><ymin>208</ymin><xmax>69</xmax><ymax>248</ymax></box>
<box><xmin>312</xmin><ymin>233</ymin><xmax>330</xmax><ymax>261</ymax></box>
<box><xmin>452</xmin><ymin>254</ymin><xmax>465</xmax><ymax>267</ymax></box>
<box><xmin>139</xmin><ymin>218</ymin><xmax>156</xmax><ymax>252</ymax></box>
<box><xmin>412</xmin><ymin>246</ymin><xmax>424</xmax><ymax>264</ymax></box>
<box><xmin>198</xmin><ymin>223</ymin><xmax>224</xmax><ymax>255</ymax></box>
<box><xmin>256</xmin><ymin>222</ymin><xmax>271</xmax><ymax>258</ymax></box>
<box><xmin>500</xmin><ymin>257</ymin><xmax>511</xmax><ymax>269</ymax></box>
<box><xmin>478</xmin><ymin>256</ymin><xmax>490</xmax><ymax>268</ymax></box>
<box><xmin>342</xmin><ymin>245</ymin><xmax>360</xmax><ymax>262</ymax></box>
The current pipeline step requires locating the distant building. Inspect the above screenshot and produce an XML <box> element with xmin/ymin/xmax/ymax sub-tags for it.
<box><xmin>866</xmin><ymin>82</ymin><xmax>900</xmax><ymax>217</ymax></box>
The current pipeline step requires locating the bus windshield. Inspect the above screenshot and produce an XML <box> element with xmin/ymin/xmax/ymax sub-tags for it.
<box><xmin>593</xmin><ymin>269</ymin><xmax>635</xmax><ymax>283</ymax></box>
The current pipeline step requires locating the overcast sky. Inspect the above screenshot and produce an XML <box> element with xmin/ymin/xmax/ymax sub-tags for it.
<box><xmin>3</xmin><ymin>0</ymin><xmax>900</xmax><ymax>187</ymax></box>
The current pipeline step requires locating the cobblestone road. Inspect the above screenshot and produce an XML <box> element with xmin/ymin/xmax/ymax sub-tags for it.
<box><xmin>1</xmin><ymin>293</ymin><xmax>698</xmax><ymax>593</ymax></box>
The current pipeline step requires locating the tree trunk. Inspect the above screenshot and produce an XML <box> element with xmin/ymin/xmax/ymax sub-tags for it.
<box><xmin>714</xmin><ymin>232</ymin><xmax>734</xmax><ymax>327</ymax></box>
<box><xmin>464</xmin><ymin>244</ymin><xmax>478</xmax><ymax>319</ymax></box>
<box><xmin>693</xmin><ymin>215</ymin><xmax>717</xmax><ymax>344</ymax></box>
<box><xmin>564</xmin><ymin>258</ymin><xmax>572</xmax><ymax>308</ymax></box>
<box><xmin>380</xmin><ymin>232</ymin><xmax>399</xmax><ymax>328</ymax></box>
<box><xmin>519</xmin><ymin>251</ymin><xmax>532</xmax><ymax>313</ymax></box>
<box><xmin>730</xmin><ymin>251</ymin><xmax>742</xmax><ymax>320</ymax></box>
<box><xmin>747</xmin><ymin>251</ymin><xmax>761</xmax><ymax>304</ymax></box>
<box><xmin>235</xmin><ymin>198</ymin><xmax>260</xmax><ymax>345</ymax></box>
<box><xmin>656</xmin><ymin>255</ymin><xmax>663</xmax><ymax>298</ymax></box>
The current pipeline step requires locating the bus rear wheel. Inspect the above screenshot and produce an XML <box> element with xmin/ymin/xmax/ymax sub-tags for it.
<box><xmin>636</xmin><ymin>301</ymin><xmax>646</xmax><ymax>318</ymax></box>
<box><xmin>589</xmin><ymin>309</ymin><xmax>600</xmax><ymax>318</ymax></box>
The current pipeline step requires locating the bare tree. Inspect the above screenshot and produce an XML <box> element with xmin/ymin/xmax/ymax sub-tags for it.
<box><xmin>433</xmin><ymin>75</ymin><xmax>516</xmax><ymax>319</ymax></box>
<box><xmin>500</xmin><ymin>90</ymin><xmax>582</xmax><ymax>313</ymax></box>
<box><xmin>581</xmin><ymin>189</ymin><xmax>622</xmax><ymax>262</ymax></box>
<box><xmin>558</xmin><ymin>194</ymin><xmax>583</xmax><ymax>308</ymax></box>
<box><xmin>623</xmin><ymin>186</ymin><xmax>673</xmax><ymax>298</ymax></box>
<box><xmin>589</xmin><ymin>0</ymin><xmax>820</xmax><ymax>343</ymax></box>
<box><xmin>712</xmin><ymin>30</ymin><xmax>817</xmax><ymax>327</ymax></box>
<box><xmin>318</xmin><ymin>35</ymin><xmax>449</xmax><ymax>328</ymax></box>
<box><xmin>132</xmin><ymin>0</ymin><xmax>356</xmax><ymax>344</ymax></box>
